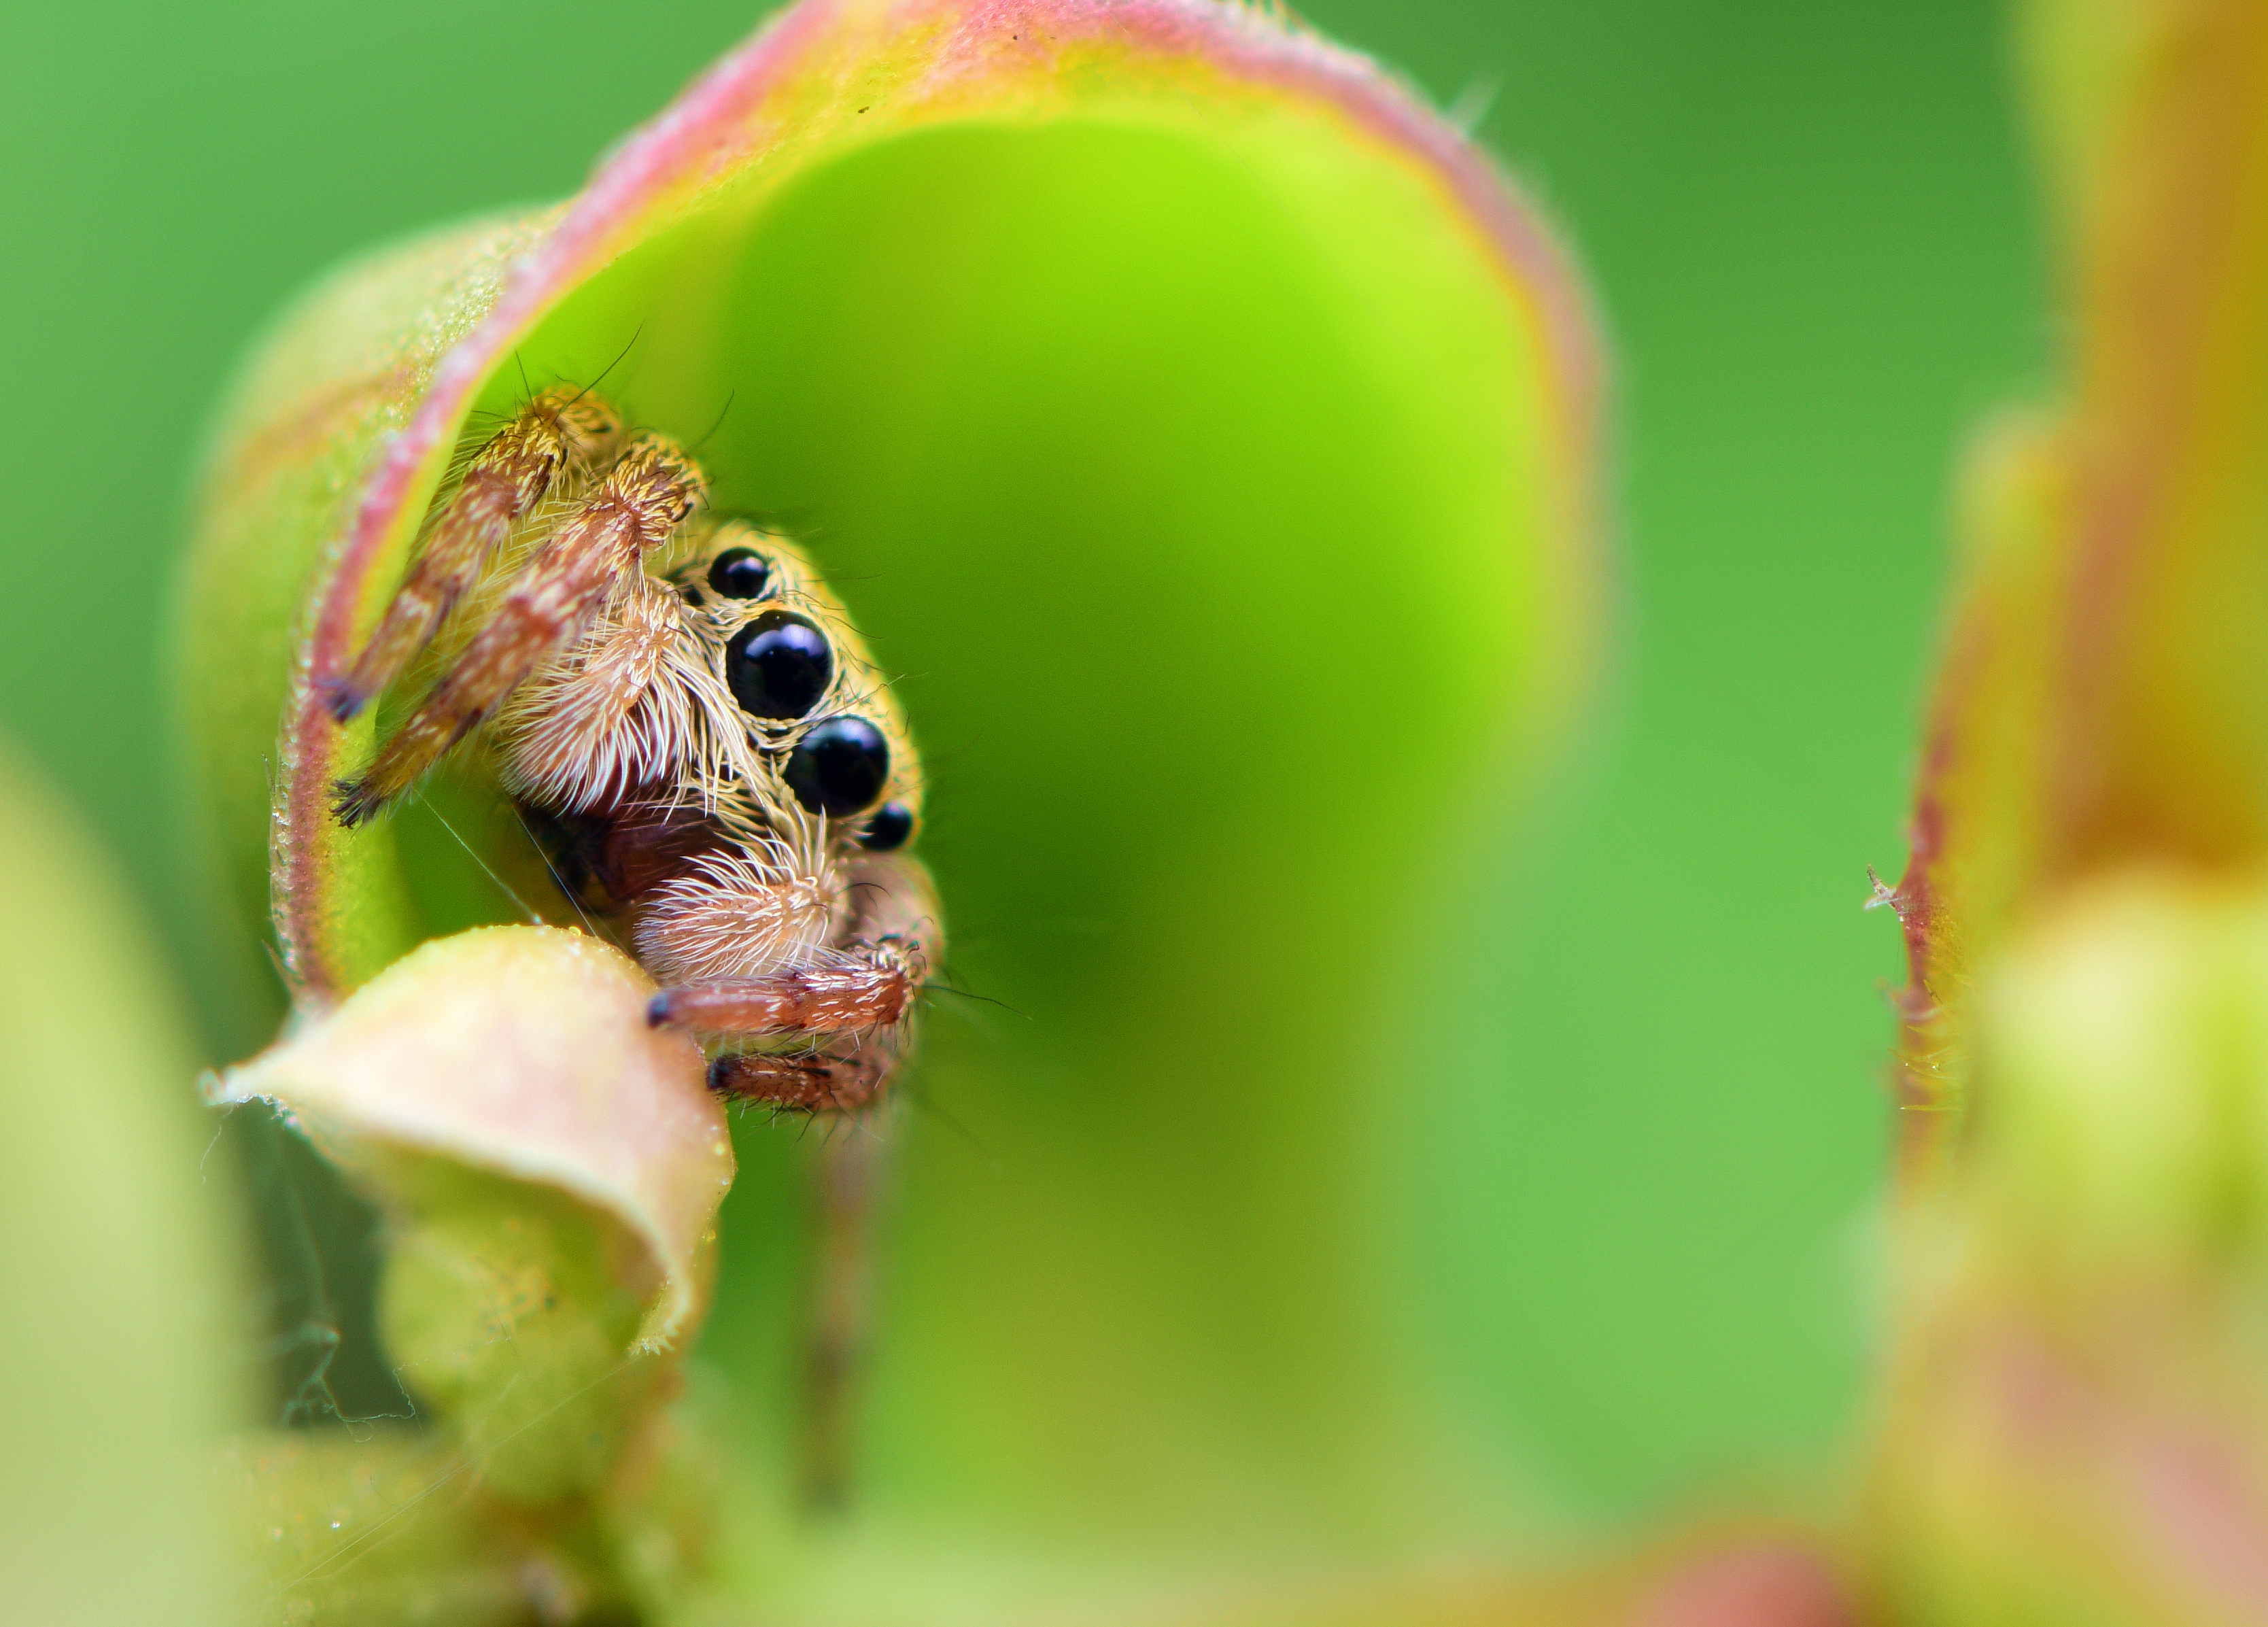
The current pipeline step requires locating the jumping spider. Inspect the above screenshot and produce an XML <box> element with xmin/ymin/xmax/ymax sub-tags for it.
<box><xmin>324</xmin><ymin>384</ymin><xmax>941</xmax><ymax>1113</ymax></box>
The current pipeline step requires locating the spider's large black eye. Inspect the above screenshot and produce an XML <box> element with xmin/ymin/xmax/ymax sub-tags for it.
<box><xmin>707</xmin><ymin>547</ymin><xmax>772</xmax><ymax>600</ymax></box>
<box><xmin>859</xmin><ymin>800</ymin><xmax>916</xmax><ymax>851</ymax></box>
<box><xmin>785</xmin><ymin>717</ymin><xmax>891</xmax><ymax>817</ymax></box>
<box><xmin>726</xmin><ymin>612</ymin><xmax>832</xmax><ymax>720</ymax></box>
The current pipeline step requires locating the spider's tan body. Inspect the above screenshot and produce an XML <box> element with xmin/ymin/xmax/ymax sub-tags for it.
<box><xmin>330</xmin><ymin>388</ymin><xmax>940</xmax><ymax>1113</ymax></box>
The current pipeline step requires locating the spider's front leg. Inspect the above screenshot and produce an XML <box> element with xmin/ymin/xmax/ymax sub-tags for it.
<box><xmin>324</xmin><ymin>386</ymin><xmax>622</xmax><ymax>723</ymax></box>
<box><xmin>704</xmin><ymin>1050</ymin><xmax>896</xmax><ymax>1116</ymax></box>
<box><xmin>672</xmin><ymin>934</ymin><xmax>925</xmax><ymax>1114</ymax></box>
<box><xmin>645</xmin><ymin>851</ymin><xmax>944</xmax><ymax>1114</ymax></box>
<box><xmin>333</xmin><ymin>433</ymin><xmax>706</xmax><ymax>826</ymax></box>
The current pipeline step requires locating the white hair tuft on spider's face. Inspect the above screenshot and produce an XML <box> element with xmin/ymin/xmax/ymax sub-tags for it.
<box><xmin>634</xmin><ymin>843</ymin><xmax>841</xmax><ymax>987</ymax></box>
<box><xmin>496</xmin><ymin>572</ymin><xmax>704</xmax><ymax>812</ymax></box>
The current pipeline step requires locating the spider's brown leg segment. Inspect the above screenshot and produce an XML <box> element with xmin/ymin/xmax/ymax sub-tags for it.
<box><xmin>646</xmin><ymin>850</ymin><xmax>943</xmax><ymax>1038</ymax></box>
<box><xmin>324</xmin><ymin>386</ymin><xmax>623</xmax><ymax>722</ymax></box>
<box><xmin>708</xmin><ymin>1049</ymin><xmax>893</xmax><ymax>1114</ymax></box>
<box><xmin>649</xmin><ymin>851</ymin><xmax>942</xmax><ymax>1114</ymax></box>
<box><xmin>333</xmin><ymin>433</ymin><xmax>706</xmax><ymax>827</ymax></box>
<box><xmin>646</xmin><ymin>940</ymin><xmax>923</xmax><ymax>1035</ymax></box>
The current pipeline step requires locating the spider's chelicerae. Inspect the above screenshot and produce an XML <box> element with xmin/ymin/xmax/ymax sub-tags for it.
<box><xmin>324</xmin><ymin>384</ymin><xmax>941</xmax><ymax>1114</ymax></box>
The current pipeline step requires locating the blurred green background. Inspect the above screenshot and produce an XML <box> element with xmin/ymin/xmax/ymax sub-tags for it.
<box><xmin>1</xmin><ymin>0</ymin><xmax>2040</xmax><ymax>1522</ymax></box>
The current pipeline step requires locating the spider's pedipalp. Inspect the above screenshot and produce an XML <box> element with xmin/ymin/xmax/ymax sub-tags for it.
<box><xmin>334</xmin><ymin>432</ymin><xmax>707</xmax><ymax>827</ymax></box>
<box><xmin>323</xmin><ymin>385</ymin><xmax>623</xmax><ymax>723</ymax></box>
<box><xmin>643</xmin><ymin>846</ymin><xmax>944</xmax><ymax>1113</ymax></box>
<box><xmin>707</xmin><ymin>1049</ymin><xmax>893</xmax><ymax>1114</ymax></box>
<box><xmin>647</xmin><ymin>938</ymin><xmax>923</xmax><ymax>1035</ymax></box>
<box><xmin>630</xmin><ymin>829</ymin><xmax>840</xmax><ymax>987</ymax></box>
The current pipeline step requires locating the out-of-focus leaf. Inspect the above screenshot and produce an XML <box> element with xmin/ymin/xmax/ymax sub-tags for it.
<box><xmin>1876</xmin><ymin>875</ymin><xmax>2268</xmax><ymax>1626</ymax></box>
<box><xmin>1870</xmin><ymin>2</ymin><xmax>2268</xmax><ymax>1617</ymax></box>
<box><xmin>0</xmin><ymin>742</ymin><xmax>243</xmax><ymax>1626</ymax></box>
<box><xmin>1887</xmin><ymin>0</ymin><xmax>2268</xmax><ymax>1180</ymax></box>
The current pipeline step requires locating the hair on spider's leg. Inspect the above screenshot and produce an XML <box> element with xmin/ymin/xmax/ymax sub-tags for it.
<box><xmin>568</xmin><ymin>324</ymin><xmax>644</xmax><ymax>407</ymax></box>
<box><xmin>333</xmin><ymin>433</ymin><xmax>707</xmax><ymax>827</ymax></box>
<box><xmin>322</xmin><ymin>385</ymin><xmax>626</xmax><ymax>725</ymax></box>
<box><xmin>492</xmin><ymin>572</ymin><xmax>707</xmax><ymax>816</ymax></box>
<box><xmin>923</xmin><ymin>970</ymin><xmax>1027</xmax><ymax>1017</ymax></box>
<box><xmin>693</xmin><ymin>390</ymin><xmax>736</xmax><ymax>450</ymax></box>
<box><xmin>647</xmin><ymin>945</ymin><xmax>921</xmax><ymax>1035</ymax></box>
<box><xmin>917</xmin><ymin>983</ymin><xmax>1010</xmax><ymax>1044</ymax></box>
<box><xmin>708</xmin><ymin>1049</ymin><xmax>893</xmax><ymax>1115</ymax></box>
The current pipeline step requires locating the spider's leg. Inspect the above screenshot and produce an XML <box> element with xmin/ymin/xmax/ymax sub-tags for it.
<box><xmin>333</xmin><ymin>433</ymin><xmax>706</xmax><ymax>827</ymax></box>
<box><xmin>653</xmin><ymin>936</ymin><xmax>923</xmax><ymax>1116</ymax></box>
<box><xmin>324</xmin><ymin>386</ymin><xmax>623</xmax><ymax>722</ymax></box>
<box><xmin>646</xmin><ymin>938</ymin><xmax>924</xmax><ymax>1035</ymax></box>
<box><xmin>647</xmin><ymin>850</ymin><xmax>944</xmax><ymax>1113</ymax></box>
<box><xmin>645</xmin><ymin>847</ymin><xmax>942</xmax><ymax>1035</ymax></box>
<box><xmin>708</xmin><ymin>1049</ymin><xmax>893</xmax><ymax>1114</ymax></box>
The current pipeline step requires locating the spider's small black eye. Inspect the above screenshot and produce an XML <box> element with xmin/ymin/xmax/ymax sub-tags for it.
<box><xmin>707</xmin><ymin>547</ymin><xmax>773</xmax><ymax>600</ymax></box>
<box><xmin>859</xmin><ymin>800</ymin><xmax>916</xmax><ymax>851</ymax></box>
<box><xmin>785</xmin><ymin>717</ymin><xmax>891</xmax><ymax>817</ymax></box>
<box><xmin>726</xmin><ymin>612</ymin><xmax>832</xmax><ymax>721</ymax></box>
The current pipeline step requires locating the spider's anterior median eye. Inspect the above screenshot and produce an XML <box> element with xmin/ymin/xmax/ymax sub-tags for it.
<box><xmin>859</xmin><ymin>800</ymin><xmax>916</xmax><ymax>851</ymax></box>
<box><xmin>785</xmin><ymin>717</ymin><xmax>891</xmax><ymax>817</ymax></box>
<box><xmin>706</xmin><ymin>547</ymin><xmax>772</xmax><ymax>600</ymax></box>
<box><xmin>726</xmin><ymin>611</ymin><xmax>832</xmax><ymax>720</ymax></box>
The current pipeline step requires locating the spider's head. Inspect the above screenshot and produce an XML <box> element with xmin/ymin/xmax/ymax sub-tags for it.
<box><xmin>666</xmin><ymin>519</ymin><xmax>925</xmax><ymax>849</ymax></box>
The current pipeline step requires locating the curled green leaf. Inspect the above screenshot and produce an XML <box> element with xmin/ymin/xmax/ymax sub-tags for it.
<box><xmin>1886</xmin><ymin>0</ymin><xmax>2268</xmax><ymax>1176</ymax></box>
<box><xmin>177</xmin><ymin>0</ymin><xmax>1606</xmax><ymax>1615</ymax></box>
<box><xmin>179</xmin><ymin>0</ymin><xmax>1602</xmax><ymax>1009</ymax></box>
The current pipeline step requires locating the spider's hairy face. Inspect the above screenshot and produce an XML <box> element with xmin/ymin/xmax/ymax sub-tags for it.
<box><xmin>666</xmin><ymin>521</ymin><xmax>923</xmax><ymax>839</ymax></box>
<box><xmin>493</xmin><ymin>516</ymin><xmax>922</xmax><ymax>851</ymax></box>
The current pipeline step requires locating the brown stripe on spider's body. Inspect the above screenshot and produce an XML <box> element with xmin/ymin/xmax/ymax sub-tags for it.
<box><xmin>325</xmin><ymin>386</ymin><xmax>623</xmax><ymax>722</ymax></box>
<box><xmin>332</xmin><ymin>434</ymin><xmax>706</xmax><ymax>827</ymax></box>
